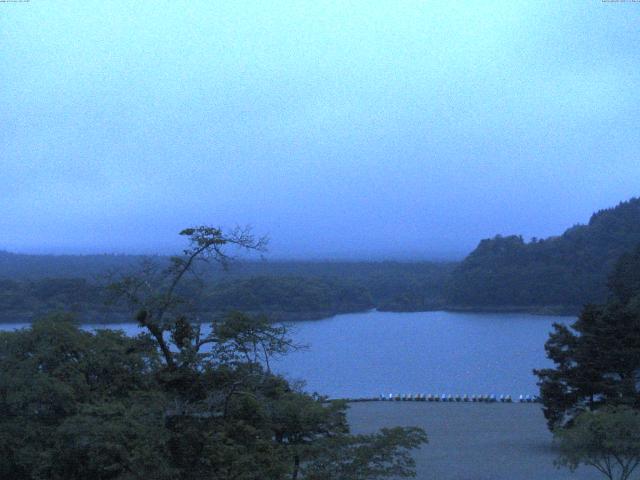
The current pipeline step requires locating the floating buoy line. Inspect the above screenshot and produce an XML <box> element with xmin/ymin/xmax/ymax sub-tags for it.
<box><xmin>334</xmin><ymin>394</ymin><xmax>541</xmax><ymax>403</ymax></box>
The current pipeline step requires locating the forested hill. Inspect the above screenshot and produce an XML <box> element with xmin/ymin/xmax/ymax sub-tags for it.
<box><xmin>0</xmin><ymin>255</ymin><xmax>454</xmax><ymax>322</ymax></box>
<box><xmin>0</xmin><ymin>252</ymin><xmax>153</xmax><ymax>280</ymax></box>
<box><xmin>444</xmin><ymin>197</ymin><xmax>640</xmax><ymax>313</ymax></box>
<box><xmin>4</xmin><ymin>197</ymin><xmax>639</xmax><ymax>320</ymax></box>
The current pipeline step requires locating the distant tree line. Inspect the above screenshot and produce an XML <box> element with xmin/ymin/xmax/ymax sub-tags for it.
<box><xmin>3</xmin><ymin>197</ymin><xmax>640</xmax><ymax>319</ymax></box>
<box><xmin>445</xmin><ymin>198</ymin><xmax>640</xmax><ymax>312</ymax></box>
<box><xmin>0</xmin><ymin>262</ymin><xmax>454</xmax><ymax>323</ymax></box>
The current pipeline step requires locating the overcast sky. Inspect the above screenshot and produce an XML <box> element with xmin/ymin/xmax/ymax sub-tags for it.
<box><xmin>1</xmin><ymin>1</ymin><xmax>639</xmax><ymax>259</ymax></box>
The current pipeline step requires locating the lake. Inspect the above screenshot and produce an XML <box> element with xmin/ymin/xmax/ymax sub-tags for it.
<box><xmin>0</xmin><ymin>310</ymin><xmax>573</xmax><ymax>399</ymax></box>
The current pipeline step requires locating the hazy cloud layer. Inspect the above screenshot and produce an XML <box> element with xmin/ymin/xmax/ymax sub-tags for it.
<box><xmin>2</xmin><ymin>1</ymin><xmax>639</xmax><ymax>258</ymax></box>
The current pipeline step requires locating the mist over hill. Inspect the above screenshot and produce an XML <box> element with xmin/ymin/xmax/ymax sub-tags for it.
<box><xmin>2</xmin><ymin>197</ymin><xmax>640</xmax><ymax>320</ymax></box>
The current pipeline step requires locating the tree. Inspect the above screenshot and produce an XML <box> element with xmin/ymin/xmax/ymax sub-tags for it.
<box><xmin>555</xmin><ymin>406</ymin><xmax>640</xmax><ymax>480</ymax></box>
<box><xmin>534</xmin><ymin>244</ymin><xmax>640</xmax><ymax>429</ymax></box>
<box><xmin>301</xmin><ymin>426</ymin><xmax>427</xmax><ymax>480</ymax></box>
<box><xmin>107</xmin><ymin>225</ymin><xmax>269</xmax><ymax>369</ymax></box>
<box><xmin>0</xmin><ymin>225</ymin><xmax>427</xmax><ymax>479</ymax></box>
<box><xmin>446</xmin><ymin>197</ymin><xmax>640</xmax><ymax>310</ymax></box>
<box><xmin>0</xmin><ymin>315</ymin><xmax>171</xmax><ymax>480</ymax></box>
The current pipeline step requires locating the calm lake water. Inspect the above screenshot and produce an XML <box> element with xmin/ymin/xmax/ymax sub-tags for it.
<box><xmin>0</xmin><ymin>310</ymin><xmax>574</xmax><ymax>399</ymax></box>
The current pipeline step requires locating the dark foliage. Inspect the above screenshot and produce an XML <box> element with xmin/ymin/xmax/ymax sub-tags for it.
<box><xmin>535</xmin><ymin>244</ymin><xmax>640</xmax><ymax>430</ymax></box>
<box><xmin>445</xmin><ymin>198</ymin><xmax>640</xmax><ymax>311</ymax></box>
<box><xmin>554</xmin><ymin>406</ymin><xmax>640</xmax><ymax>480</ymax></box>
<box><xmin>0</xmin><ymin>261</ymin><xmax>454</xmax><ymax>323</ymax></box>
<box><xmin>0</xmin><ymin>226</ymin><xmax>427</xmax><ymax>479</ymax></box>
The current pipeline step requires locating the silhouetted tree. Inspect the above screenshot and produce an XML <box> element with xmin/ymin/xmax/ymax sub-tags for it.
<box><xmin>555</xmin><ymin>406</ymin><xmax>640</xmax><ymax>480</ymax></box>
<box><xmin>0</xmin><ymin>227</ymin><xmax>428</xmax><ymax>479</ymax></box>
<box><xmin>535</xmin><ymin>244</ymin><xmax>640</xmax><ymax>429</ymax></box>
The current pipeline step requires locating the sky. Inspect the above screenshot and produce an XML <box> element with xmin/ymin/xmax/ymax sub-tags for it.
<box><xmin>1</xmin><ymin>1</ymin><xmax>639</xmax><ymax>259</ymax></box>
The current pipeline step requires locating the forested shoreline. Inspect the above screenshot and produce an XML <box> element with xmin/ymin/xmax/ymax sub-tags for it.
<box><xmin>0</xmin><ymin>257</ymin><xmax>454</xmax><ymax>323</ymax></box>
<box><xmin>2</xmin><ymin>197</ymin><xmax>639</xmax><ymax>322</ymax></box>
<box><xmin>444</xmin><ymin>198</ymin><xmax>640</xmax><ymax>312</ymax></box>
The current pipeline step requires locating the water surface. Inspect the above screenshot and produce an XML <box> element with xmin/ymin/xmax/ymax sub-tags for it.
<box><xmin>1</xmin><ymin>310</ymin><xmax>573</xmax><ymax>399</ymax></box>
<box><xmin>275</xmin><ymin>310</ymin><xmax>573</xmax><ymax>398</ymax></box>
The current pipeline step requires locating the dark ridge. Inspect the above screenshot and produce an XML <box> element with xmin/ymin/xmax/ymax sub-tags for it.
<box><xmin>444</xmin><ymin>197</ymin><xmax>640</xmax><ymax>311</ymax></box>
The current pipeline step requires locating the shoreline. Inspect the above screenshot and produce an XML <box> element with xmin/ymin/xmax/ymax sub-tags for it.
<box><xmin>0</xmin><ymin>305</ymin><xmax>579</xmax><ymax>324</ymax></box>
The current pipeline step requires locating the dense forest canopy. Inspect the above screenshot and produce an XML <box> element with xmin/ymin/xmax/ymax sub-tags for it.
<box><xmin>445</xmin><ymin>198</ymin><xmax>640</xmax><ymax>312</ymax></box>
<box><xmin>0</xmin><ymin>257</ymin><xmax>454</xmax><ymax>323</ymax></box>
<box><xmin>0</xmin><ymin>253</ymin><xmax>452</xmax><ymax>282</ymax></box>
